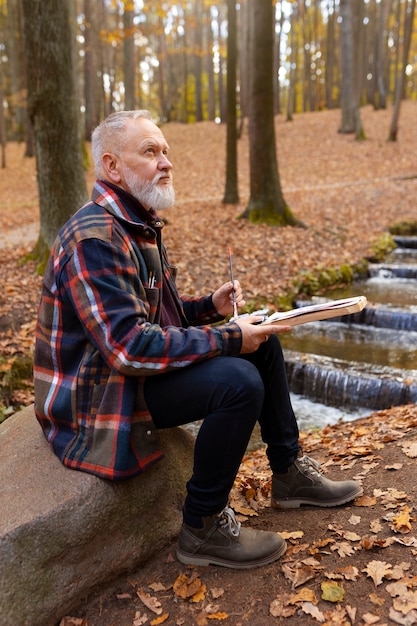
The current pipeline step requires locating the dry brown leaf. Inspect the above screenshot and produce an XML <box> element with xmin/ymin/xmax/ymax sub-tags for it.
<box><xmin>393</xmin><ymin>590</ymin><xmax>417</xmax><ymax>616</ymax></box>
<box><xmin>331</xmin><ymin>541</ymin><xmax>356</xmax><ymax>558</ymax></box>
<box><xmin>280</xmin><ymin>530</ymin><xmax>304</xmax><ymax>540</ymax></box>
<box><xmin>389</xmin><ymin>606</ymin><xmax>417</xmax><ymax>624</ymax></box>
<box><xmin>400</xmin><ymin>441</ymin><xmax>417</xmax><ymax>458</ymax></box>
<box><xmin>363</xmin><ymin>560</ymin><xmax>393</xmax><ymax>587</ymax></box>
<box><xmin>300</xmin><ymin>601</ymin><xmax>325</xmax><ymax>622</ymax></box>
<box><xmin>133</xmin><ymin>612</ymin><xmax>148</xmax><ymax>626</ymax></box>
<box><xmin>137</xmin><ymin>589</ymin><xmax>163</xmax><ymax>615</ymax></box>
<box><xmin>355</xmin><ymin>495</ymin><xmax>378</xmax><ymax>507</ymax></box>
<box><xmin>362</xmin><ymin>612</ymin><xmax>382</xmax><ymax>624</ymax></box>
<box><xmin>289</xmin><ymin>587</ymin><xmax>318</xmax><ymax>605</ymax></box>
<box><xmin>269</xmin><ymin>594</ymin><xmax>297</xmax><ymax>618</ymax></box>
<box><xmin>334</xmin><ymin>565</ymin><xmax>360</xmax><ymax>581</ymax></box>
<box><xmin>148</xmin><ymin>582</ymin><xmax>167</xmax><ymax>592</ymax></box>
<box><xmin>59</xmin><ymin>619</ymin><xmax>87</xmax><ymax>626</ymax></box>
<box><xmin>282</xmin><ymin>561</ymin><xmax>320</xmax><ymax>589</ymax></box>
<box><xmin>370</xmin><ymin>519</ymin><xmax>383</xmax><ymax>533</ymax></box>
<box><xmin>369</xmin><ymin>592</ymin><xmax>385</xmax><ymax>607</ymax></box>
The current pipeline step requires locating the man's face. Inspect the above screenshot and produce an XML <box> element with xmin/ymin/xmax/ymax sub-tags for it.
<box><xmin>116</xmin><ymin>118</ymin><xmax>175</xmax><ymax>211</ymax></box>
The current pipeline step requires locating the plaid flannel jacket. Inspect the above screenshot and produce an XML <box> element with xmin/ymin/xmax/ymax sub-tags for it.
<box><xmin>34</xmin><ymin>180</ymin><xmax>242</xmax><ymax>480</ymax></box>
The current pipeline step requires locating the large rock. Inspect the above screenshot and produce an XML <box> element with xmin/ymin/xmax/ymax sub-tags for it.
<box><xmin>0</xmin><ymin>405</ymin><xmax>194</xmax><ymax>626</ymax></box>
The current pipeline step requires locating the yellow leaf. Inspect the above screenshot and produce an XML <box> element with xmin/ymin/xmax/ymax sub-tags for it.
<box><xmin>289</xmin><ymin>587</ymin><xmax>318</xmax><ymax>605</ymax></box>
<box><xmin>392</xmin><ymin>505</ymin><xmax>414</xmax><ymax>533</ymax></box>
<box><xmin>321</xmin><ymin>580</ymin><xmax>345</xmax><ymax>602</ymax></box>
<box><xmin>191</xmin><ymin>583</ymin><xmax>206</xmax><ymax>603</ymax></box>
<box><xmin>173</xmin><ymin>572</ymin><xmax>204</xmax><ymax>599</ymax></box>
<box><xmin>207</xmin><ymin>612</ymin><xmax>229</xmax><ymax>620</ymax></box>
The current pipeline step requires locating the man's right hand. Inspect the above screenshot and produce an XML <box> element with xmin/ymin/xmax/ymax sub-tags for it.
<box><xmin>234</xmin><ymin>316</ymin><xmax>291</xmax><ymax>353</ymax></box>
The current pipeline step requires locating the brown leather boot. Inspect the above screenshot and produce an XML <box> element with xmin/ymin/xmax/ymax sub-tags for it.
<box><xmin>176</xmin><ymin>507</ymin><xmax>286</xmax><ymax>569</ymax></box>
<box><xmin>272</xmin><ymin>454</ymin><xmax>363</xmax><ymax>509</ymax></box>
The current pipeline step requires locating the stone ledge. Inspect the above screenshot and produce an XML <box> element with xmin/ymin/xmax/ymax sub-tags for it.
<box><xmin>0</xmin><ymin>405</ymin><xmax>194</xmax><ymax>626</ymax></box>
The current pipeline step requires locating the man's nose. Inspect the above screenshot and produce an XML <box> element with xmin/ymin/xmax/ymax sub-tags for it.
<box><xmin>158</xmin><ymin>155</ymin><xmax>173</xmax><ymax>170</ymax></box>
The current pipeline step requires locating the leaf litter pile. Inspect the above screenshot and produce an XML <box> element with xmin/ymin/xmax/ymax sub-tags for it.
<box><xmin>1</xmin><ymin>103</ymin><xmax>417</xmax><ymax>624</ymax></box>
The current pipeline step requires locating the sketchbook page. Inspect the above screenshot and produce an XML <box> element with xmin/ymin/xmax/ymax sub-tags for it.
<box><xmin>261</xmin><ymin>296</ymin><xmax>367</xmax><ymax>327</ymax></box>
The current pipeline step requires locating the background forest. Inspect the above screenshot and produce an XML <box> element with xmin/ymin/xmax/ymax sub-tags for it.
<box><xmin>1</xmin><ymin>0</ymin><xmax>416</xmax><ymax>146</ymax></box>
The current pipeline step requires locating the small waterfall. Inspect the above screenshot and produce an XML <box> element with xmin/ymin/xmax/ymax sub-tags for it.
<box><xmin>393</xmin><ymin>236</ymin><xmax>417</xmax><ymax>249</ymax></box>
<box><xmin>369</xmin><ymin>264</ymin><xmax>417</xmax><ymax>279</ymax></box>
<box><xmin>284</xmin><ymin>351</ymin><xmax>417</xmax><ymax>411</ymax></box>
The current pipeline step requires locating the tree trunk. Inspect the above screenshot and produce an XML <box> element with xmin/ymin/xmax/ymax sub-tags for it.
<box><xmin>222</xmin><ymin>0</ymin><xmax>239</xmax><ymax>205</ymax></box>
<box><xmin>339</xmin><ymin>0</ymin><xmax>365</xmax><ymax>138</ymax></box>
<box><xmin>21</xmin><ymin>0</ymin><xmax>88</xmax><ymax>253</ymax></box>
<box><xmin>123</xmin><ymin>2</ymin><xmax>136</xmax><ymax>110</ymax></box>
<box><xmin>388</xmin><ymin>0</ymin><xmax>416</xmax><ymax>141</ymax></box>
<box><xmin>84</xmin><ymin>0</ymin><xmax>99</xmax><ymax>140</ymax></box>
<box><xmin>241</xmin><ymin>0</ymin><xmax>303</xmax><ymax>227</ymax></box>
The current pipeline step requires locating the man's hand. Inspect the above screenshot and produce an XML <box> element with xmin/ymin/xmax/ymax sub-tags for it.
<box><xmin>235</xmin><ymin>316</ymin><xmax>291</xmax><ymax>354</ymax></box>
<box><xmin>212</xmin><ymin>281</ymin><xmax>245</xmax><ymax>317</ymax></box>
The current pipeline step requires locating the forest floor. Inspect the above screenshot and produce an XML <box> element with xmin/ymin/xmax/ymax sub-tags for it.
<box><xmin>1</xmin><ymin>103</ymin><xmax>417</xmax><ymax>625</ymax></box>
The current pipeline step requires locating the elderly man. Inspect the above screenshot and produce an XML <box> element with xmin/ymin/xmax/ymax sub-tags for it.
<box><xmin>34</xmin><ymin>110</ymin><xmax>362</xmax><ymax>570</ymax></box>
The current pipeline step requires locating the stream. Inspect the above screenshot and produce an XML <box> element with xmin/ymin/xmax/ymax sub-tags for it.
<box><xmin>184</xmin><ymin>235</ymin><xmax>417</xmax><ymax>447</ymax></box>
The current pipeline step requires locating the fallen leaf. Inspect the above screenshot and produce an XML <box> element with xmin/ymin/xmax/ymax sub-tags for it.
<box><xmin>331</xmin><ymin>541</ymin><xmax>355</xmax><ymax>557</ymax></box>
<box><xmin>321</xmin><ymin>580</ymin><xmax>345</xmax><ymax>602</ymax></box>
<box><xmin>280</xmin><ymin>530</ymin><xmax>304</xmax><ymax>540</ymax></box>
<box><xmin>269</xmin><ymin>595</ymin><xmax>297</xmax><ymax>618</ymax></box>
<box><xmin>400</xmin><ymin>441</ymin><xmax>417</xmax><ymax>458</ymax></box>
<box><xmin>369</xmin><ymin>592</ymin><xmax>385</xmax><ymax>606</ymax></box>
<box><xmin>173</xmin><ymin>572</ymin><xmax>205</xmax><ymax>601</ymax></box>
<box><xmin>300</xmin><ymin>601</ymin><xmax>325</xmax><ymax>622</ymax></box>
<box><xmin>392</xmin><ymin>506</ymin><xmax>414</xmax><ymax>534</ymax></box>
<box><xmin>393</xmin><ymin>590</ymin><xmax>417</xmax><ymax>615</ymax></box>
<box><xmin>362</xmin><ymin>612</ymin><xmax>382</xmax><ymax>624</ymax></box>
<box><xmin>289</xmin><ymin>587</ymin><xmax>318</xmax><ymax>605</ymax></box>
<box><xmin>363</xmin><ymin>560</ymin><xmax>393</xmax><ymax>587</ymax></box>
<box><xmin>355</xmin><ymin>495</ymin><xmax>378</xmax><ymax>507</ymax></box>
<box><xmin>150</xmin><ymin>614</ymin><xmax>169</xmax><ymax>626</ymax></box>
<box><xmin>133</xmin><ymin>612</ymin><xmax>148</xmax><ymax>626</ymax></box>
<box><xmin>137</xmin><ymin>589</ymin><xmax>163</xmax><ymax>614</ymax></box>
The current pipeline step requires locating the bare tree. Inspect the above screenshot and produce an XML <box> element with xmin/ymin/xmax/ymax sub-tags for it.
<box><xmin>339</xmin><ymin>0</ymin><xmax>365</xmax><ymax>139</ymax></box>
<box><xmin>123</xmin><ymin>1</ymin><xmax>136</xmax><ymax>110</ymax></box>
<box><xmin>21</xmin><ymin>0</ymin><xmax>88</xmax><ymax>253</ymax></box>
<box><xmin>222</xmin><ymin>0</ymin><xmax>239</xmax><ymax>204</ymax></box>
<box><xmin>388</xmin><ymin>0</ymin><xmax>416</xmax><ymax>141</ymax></box>
<box><xmin>84</xmin><ymin>0</ymin><xmax>100</xmax><ymax>139</ymax></box>
<box><xmin>241</xmin><ymin>0</ymin><xmax>302</xmax><ymax>227</ymax></box>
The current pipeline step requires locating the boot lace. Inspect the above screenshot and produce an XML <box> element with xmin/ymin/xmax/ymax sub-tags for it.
<box><xmin>217</xmin><ymin>507</ymin><xmax>241</xmax><ymax>537</ymax></box>
<box><xmin>298</xmin><ymin>455</ymin><xmax>323</xmax><ymax>480</ymax></box>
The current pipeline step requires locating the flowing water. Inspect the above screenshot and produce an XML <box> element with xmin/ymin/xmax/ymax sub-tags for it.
<box><xmin>279</xmin><ymin>236</ymin><xmax>417</xmax><ymax>423</ymax></box>
<box><xmin>185</xmin><ymin>237</ymin><xmax>417</xmax><ymax>447</ymax></box>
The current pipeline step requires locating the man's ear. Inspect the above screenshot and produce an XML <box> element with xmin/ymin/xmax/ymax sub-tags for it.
<box><xmin>102</xmin><ymin>153</ymin><xmax>122</xmax><ymax>183</ymax></box>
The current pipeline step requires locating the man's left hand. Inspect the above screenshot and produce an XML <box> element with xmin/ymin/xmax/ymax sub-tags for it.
<box><xmin>213</xmin><ymin>281</ymin><xmax>245</xmax><ymax>317</ymax></box>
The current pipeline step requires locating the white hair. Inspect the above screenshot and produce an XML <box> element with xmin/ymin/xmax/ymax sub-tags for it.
<box><xmin>91</xmin><ymin>110</ymin><xmax>153</xmax><ymax>178</ymax></box>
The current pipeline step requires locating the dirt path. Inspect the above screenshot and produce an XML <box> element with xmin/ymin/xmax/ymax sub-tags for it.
<box><xmin>68</xmin><ymin>406</ymin><xmax>417</xmax><ymax>626</ymax></box>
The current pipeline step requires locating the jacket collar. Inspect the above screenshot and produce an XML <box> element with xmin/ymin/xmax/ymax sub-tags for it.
<box><xmin>91</xmin><ymin>180</ymin><xmax>164</xmax><ymax>232</ymax></box>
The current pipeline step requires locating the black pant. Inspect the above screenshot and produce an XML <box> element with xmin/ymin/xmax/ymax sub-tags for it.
<box><xmin>144</xmin><ymin>335</ymin><xmax>300</xmax><ymax>526</ymax></box>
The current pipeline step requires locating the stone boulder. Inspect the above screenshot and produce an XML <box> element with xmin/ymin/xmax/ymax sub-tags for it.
<box><xmin>0</xmin><ymin>405</ymin><xmax>194</xmax><ymax>626</ymax></box>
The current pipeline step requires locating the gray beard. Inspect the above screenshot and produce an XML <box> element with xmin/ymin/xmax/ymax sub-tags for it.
<box><xmin>123</xmin><ymin>166</ymin><xmax>175</xmax><ymax>211</ymax></box>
